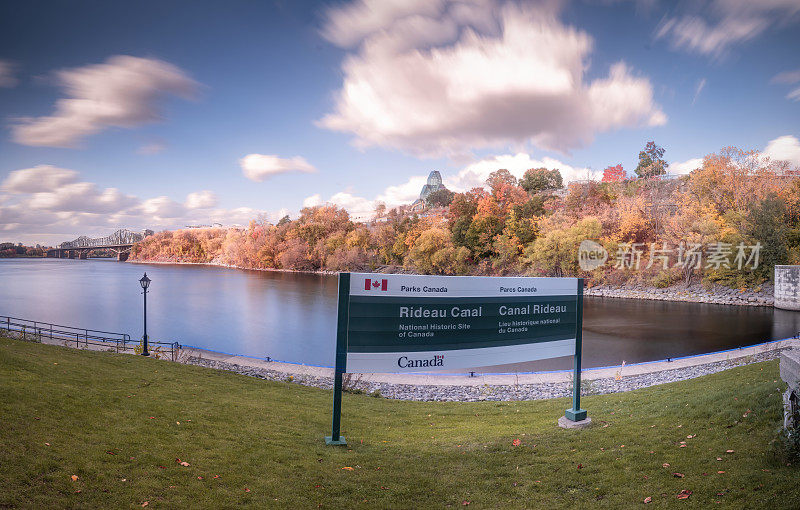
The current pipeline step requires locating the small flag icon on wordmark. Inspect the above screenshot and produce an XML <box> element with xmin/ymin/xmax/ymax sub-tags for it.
<box><xmin>364</xmin><ymin>278</ymin><xmax>388</xmax><ymax>291</ymax></box>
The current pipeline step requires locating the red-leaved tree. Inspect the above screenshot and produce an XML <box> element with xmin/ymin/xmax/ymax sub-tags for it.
<box><xmin>602</xmin><ymin>164</ymin><xmax>625</xmax><ymax>182</ymax></box>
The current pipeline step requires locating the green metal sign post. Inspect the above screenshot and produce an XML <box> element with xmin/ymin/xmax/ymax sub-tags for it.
<box><xmin>326</xmin><ymin>272</ymin><xmax>350</xmax><ymax>446</ymax></box>
<box><xmin>564</xmin><ymin>278</ymin><xmax>587</xmax><ymax>422</ymax></box>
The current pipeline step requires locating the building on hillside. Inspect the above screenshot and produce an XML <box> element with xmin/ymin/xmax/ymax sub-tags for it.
<box><xmin>410</xmin><ymin>170</ymin><xmax>444</xmax><ymax>213</ymax></box>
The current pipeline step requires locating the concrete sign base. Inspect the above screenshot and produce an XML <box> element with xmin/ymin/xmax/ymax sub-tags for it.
<box><xmin>558</xmin><ymin>416</ymin><xmax>592</xmax><ymax>429</ymax></box>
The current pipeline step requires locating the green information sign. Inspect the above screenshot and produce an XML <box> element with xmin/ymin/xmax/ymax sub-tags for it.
<box><xmin>325</xmin><ymin>273</ymin><xmax>586</xmax><ymax>445</ymax></box>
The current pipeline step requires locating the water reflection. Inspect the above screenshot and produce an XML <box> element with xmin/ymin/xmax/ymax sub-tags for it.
<box><xmin>1</xmin><ymin>258</ymin><xmax>798</xmax><ymax>371</ymax></box>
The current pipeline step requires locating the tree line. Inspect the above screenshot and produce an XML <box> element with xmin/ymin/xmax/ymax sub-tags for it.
<box><xmin>131</xmin><ymin>144</ymin><xmax>800</xmax><ymax>289</ymax></box>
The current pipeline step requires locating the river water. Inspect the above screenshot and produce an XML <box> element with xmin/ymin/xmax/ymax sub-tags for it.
<box><xmin>2</xmin><ymin>258</ymin><xmax>799</xmax><ymax>372</ymax></box>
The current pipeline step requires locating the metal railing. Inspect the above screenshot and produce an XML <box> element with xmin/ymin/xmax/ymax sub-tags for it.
<box><xmin>0</xmin><ymin>315</ymin><xmax>182</xmax><ymax>361</ymax></box>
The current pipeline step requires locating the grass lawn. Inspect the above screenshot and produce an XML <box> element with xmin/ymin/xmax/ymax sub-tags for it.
<box><xmin>1</xmin><ymin>336</ymin><xmax>798</xmax><ymax>509</ymax></box>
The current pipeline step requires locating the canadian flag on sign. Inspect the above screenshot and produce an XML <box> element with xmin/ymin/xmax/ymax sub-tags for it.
<box><xmin>364</xmin><ymin>278</ymin><xmax>388</xmax><ymax>291</ymax></box>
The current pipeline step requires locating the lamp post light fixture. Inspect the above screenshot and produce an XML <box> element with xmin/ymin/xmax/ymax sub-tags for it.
<box><xmin>139</xmin><ymin>272</ymin><xmax>151</xmax><ymax>356</ymax></box>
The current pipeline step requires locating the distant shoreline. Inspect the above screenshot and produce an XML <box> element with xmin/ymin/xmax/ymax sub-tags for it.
<box><xmin>127</xmin><ymin>258</ymin><xmax>338</xmax><ymax>275</ymax></box>
<box><xmin>125</xmin><ymin>258</ymin><xmax>775</xmax><ymax>307</ymax></box>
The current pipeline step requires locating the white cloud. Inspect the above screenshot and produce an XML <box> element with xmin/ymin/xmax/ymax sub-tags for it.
<box><xmin>308</xmin><ymin>151</ymin><xmax>597</xmax><ymax>221</ymax></box>
<box><xmin>1</xmin><ymin>165</ymin><xmax>79</xmax><ymax>193</ymax></box>
<box><xmin>656</xmin><ymin>1</ymin><xmax>800</xmax><ymax>58</ymax></box>
<box><xmin>321</xmin><ymin>0</ymin><xmax>446</xmax><ymax>48</ymax></box>
<box><xmin>446</xmin><ymin>152</ymin><xmax>597</xmax><ymax>191</ymax></box>
<box><xmin>692</xmin><ymin>78</ymin><xmax>706</xmax><ymax>105</ymax></box>
<box><xmin>772</xmin><ymin>69</ymin><xmax>800</xmax><ymax>84</ymax></box>
<box><xmin>0</xmin><ymin>59</ymin><xmax>18</xmax><ymax>88</ymax></box>
<box><xmin>137</xmin><ymin>140</ymin><xmax>167</xmax><ymax>155</ymax></box>
<box><xmin>318</xmin><ymin>0</ymin><xmax>665</xmax><ymax>158</ymax></box>
<box><xmin>11</xmin><ymin>55</ymin><xmax>198</xmax><ymax>148</ymax></box>
<box><xmin>788</xmin><ymin>87</ymin><xmax>800</xmax><ymax>102</ymax></box>
<box><xmin>328</xmin><ymin>192</ymin><xmax>377</xmax><ymax>220</ymax></box>
<box><xmin>239</xmin><ymin>154</ymin><xmax>316</xmax><ymax>181</ymax></box>
<box><xmin>0</xmin><ymin>166</ymin><xmax>280</xmax><ymax>243</ymax></box>
<box><xmin>139</xmin><ymin>196</ymin><xmax>186</xmax><ymax>218</ymax></box>
<box><xmin>763</xmin><ymin>135</ymin><xmax>800</xmax><ymax>166</ymax></box>
<box><xmin>184</xmin><ymin>190</ymin><xmax>217</xmax><ymax>209</ymax></box>
<box><xmin>302</xmin><ymin>194</ymin><xmax>323</xmax><ymax>208</ymax></box>
<box><xmin>376</xmin><ymin>175</ymin><xmax>430</xmax><ymax>206</ymax></box>
<box><xmin>670</xmin><ymin>157</ymin><xmax>704</xmax><ymax>175</ymax></box>
<box><xmin>27</xmin><ymin>183</ymin><xmax>139</xmax><ymax>214</ymax></box>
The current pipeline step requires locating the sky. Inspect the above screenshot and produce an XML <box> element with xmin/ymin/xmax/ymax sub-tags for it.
<box><xmin>1</xmin><ymin>0</ymin><xmax>799</xmax><ymax>245</ymax></box>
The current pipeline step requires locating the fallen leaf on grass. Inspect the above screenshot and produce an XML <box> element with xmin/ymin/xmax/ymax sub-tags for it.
<box><xmin>44</xmin><ymin>443</ymin><xmax>50</xmax><ymax>446</ymax></box>
<box><xmin>716</xmin><ymin>457</ymin><xmax>723</xmax><ymax>461</ymax></box>
<box><xmin>141</xmin><ymin>502</ymin><xmax>149</xmax><ymax>507</ymax></box>
<box><xmin>717</xmin><ymin>471</ymin><xmax>725</xmax><ymax>474</ymax></box>
<box><xmin>213</xmin><ymin>475</ymin><xmax>220</xmax><ymax>479</ymax></box>
<box><xmin>341</xmin><ymin>467</ymin><xmax>354</xmax><ymax>471</ymax></box>
<box><xmin>726</xmin><ymin>450</ymin><xmax>734</xmax><ymax>453</ymax></box>
<box><xmin>71</xmin><ymin>475</ymin><xmax>78</xmax><ymax>482</ymax></box>
<box><xmin>662</xmin><ymin>463</ymin><xmax>670</xmax><ymax>468</ymax></box>
<box><xmin>244</xmin><ymin>488</ymin><xmax>250</xmax><ymax>493</ymax></box>
<box><xmin>577</xmin><ymin>464</ymin><xmax>583</xmax><ymax>470</ymax></box>
<box><xmin>512</xmin><ymin>439</ymin><xmax>521</xmax><ymax>447</ymax></box>
<box><xmin>197</xmin><ymin>476</ymin><xmax>203</xmax><ymax>480</ymax></box>
<box><xmin>677</xmin><ymin>490</ymin><xmax>692</xmax><ymax>500</ymax></box>
<box><xmin>179</xmin><ymin>462</ymin><xmax>189</xmax><ymax>467</ymax></box>
<box><xmin>673</xmin><ymin>473</ymin><xmax>684</xmax><ymax>478</ymax></box>
<box><xmin>686</xmin><ymin>435</ymin><xmax>696</xmax><ymax>439</ymax></box>
<box><xmin>644</xmin><ymin>497</ymin><xmax>652</xmax><ymax>504</ymax></box>
<box><xmin>462</xmin><ymin>501</ymin><xmax>471</xmax><ymax>506</ymax></box>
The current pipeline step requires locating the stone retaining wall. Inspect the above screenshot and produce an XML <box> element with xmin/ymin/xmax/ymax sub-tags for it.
<box><xmin>585</xmin><ymin>282</ymin><xmax>773</xmax><ymax>306</ymax></box>
<box><xmin>775</xmin><ymin>265</ymin><xmax>800</xmax><ymax>311</ymax></box>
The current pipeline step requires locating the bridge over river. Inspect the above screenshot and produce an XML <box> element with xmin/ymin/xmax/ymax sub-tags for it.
<box><xmin>46</xmin><ymin>229</ymin><xmax>153</xmax><ymax>261</ymax></box>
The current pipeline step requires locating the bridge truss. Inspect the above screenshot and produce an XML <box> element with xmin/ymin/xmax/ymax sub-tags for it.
<box><xmin>58</xmin><ymin>229</ymin><xmax>152</xmax><ymax>249</ymax></box>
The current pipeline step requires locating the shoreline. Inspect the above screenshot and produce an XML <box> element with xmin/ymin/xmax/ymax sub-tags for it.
<box><xmin>127</xmin><ymin>258</ymin><xmax>776</xmax><ymax>307</ymax></box>
<box><xmin>14</xmin><ymin>326</ymin><xmax>798</xmax><ymax>402</ymax></box>
<box><xmin>179</xmin><ymin>337</ymin><xmax>797</xmax><ymax>401</ymax></box>
<box><xmin>127</xmin><ymin>258</ymin><xmax>339</xmax><ymax>275</ymax></box>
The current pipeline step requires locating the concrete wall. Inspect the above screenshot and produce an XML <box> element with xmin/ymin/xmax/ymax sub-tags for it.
<box><xmin>775</xmin><ymin>265</ymin><xmax>800</xmax><ymax>311</ymax></box>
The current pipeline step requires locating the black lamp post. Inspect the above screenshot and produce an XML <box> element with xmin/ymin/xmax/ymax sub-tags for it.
<box><xmin>139</xmin><ymin>273</ymin><xmax>151</xmax><ymax>356</ymax></box>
